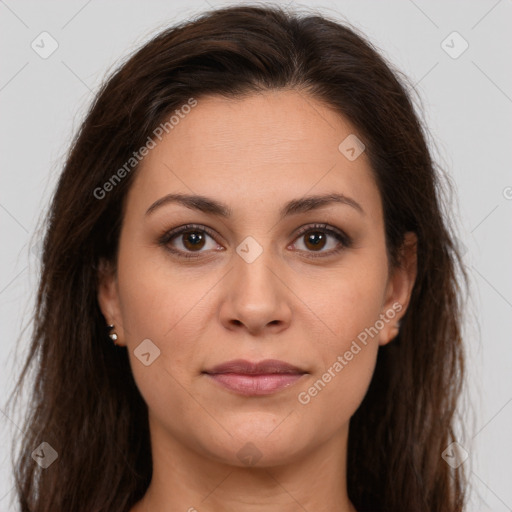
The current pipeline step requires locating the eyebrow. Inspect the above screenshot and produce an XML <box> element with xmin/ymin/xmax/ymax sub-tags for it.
<box><xmin>145</xmin><ymin>192</ymin><xmax>365</xmax><ymax>219</ymax></box>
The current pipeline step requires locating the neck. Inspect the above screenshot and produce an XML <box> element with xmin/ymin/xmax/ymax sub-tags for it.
<box><xmin>132</xmin><ymin>417</ymin><xmax>357</xmax><ymax>512</ymax></box>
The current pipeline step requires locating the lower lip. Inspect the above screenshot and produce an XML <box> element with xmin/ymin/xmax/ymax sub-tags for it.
<box><xmin>205</xmin><ymin>373</ymin><xmax>305</xmax><ymax>396</ymax></box>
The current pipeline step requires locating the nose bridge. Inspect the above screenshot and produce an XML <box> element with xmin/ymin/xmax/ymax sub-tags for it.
<box><xmin>220</xmin><ymin>233</ymin><xmax>292</xmax><ymax>331</ymax></box>
<box><xmin>232</xmin><ymin>234</ymin><xmax>279</xmax><ymax>299</ymax></box>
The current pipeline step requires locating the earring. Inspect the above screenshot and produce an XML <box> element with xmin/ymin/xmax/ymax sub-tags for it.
<box><xmin>387</xmin><ymin>320</ymin><xmax>400</xmax><ymax>342</ymax></box>
<box><xmin>107</xmin><ymin>324</ymin><xmax>118</xmax><ymax>345</ymax></box>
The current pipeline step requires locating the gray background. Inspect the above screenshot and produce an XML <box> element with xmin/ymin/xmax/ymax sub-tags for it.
<box><xmin>1</xmin><ymin>0</ymin><xmax>511</xmax><ymax>510</ymax></box>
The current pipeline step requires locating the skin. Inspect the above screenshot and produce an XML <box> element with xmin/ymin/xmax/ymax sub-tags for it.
<box><xmin>98</xmin><ymin>89</ymin><xmax>417</xmax><ymax>512</ymax></box>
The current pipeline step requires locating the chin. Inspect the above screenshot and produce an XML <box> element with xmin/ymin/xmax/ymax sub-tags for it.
<box><xmin>199</xmin><ymin>420</ymin><xmax>311</xmax><ymax>468</ymax></box>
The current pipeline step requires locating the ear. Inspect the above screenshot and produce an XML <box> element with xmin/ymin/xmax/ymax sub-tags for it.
<box><xmin>379</xmin><ymin>232</ymin><xmax>418</xmax><ymax>346</ymax></box>
<box><xmin>97</xmin><ymin>258</ymin><xmax>126</xmax><ymax>346</ymax></box>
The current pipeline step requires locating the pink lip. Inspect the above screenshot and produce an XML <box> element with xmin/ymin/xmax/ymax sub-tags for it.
<box><xmin>203</xmin><ymin>359</ymin><xmax>307</xmax><ymax>396</ymax></box>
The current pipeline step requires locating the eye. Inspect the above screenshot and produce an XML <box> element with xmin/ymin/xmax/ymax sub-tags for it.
<box><xmin>158</xmin><ymin>224</ymin><xmax>222</xmax><ymax>259</ymax></box>
<box><xmin>291</xmin><ymin>223</ymin><xmax>351</xmax><ymax>257</ymax></box>
<box><xmin>158</xmin><ymin>222</ymin><xmax>352</xmax><ymax>260</ymax></box>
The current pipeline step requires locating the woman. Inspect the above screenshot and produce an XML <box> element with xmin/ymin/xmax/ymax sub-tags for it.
<box><xmin>8</xmin><ymin>4</ymin><xmax>468</xmax><ymax>511</ymax></box>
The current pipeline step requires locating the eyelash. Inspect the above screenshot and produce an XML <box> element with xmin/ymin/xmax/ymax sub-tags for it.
<box><xmin>158</xmin><ymin>223</ymin><xmax>352</xmax><ymax>260</ymax></box>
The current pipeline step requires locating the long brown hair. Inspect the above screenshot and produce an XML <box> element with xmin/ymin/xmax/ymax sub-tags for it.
<box><xmin>7</xmin><ymin>4</ymin><xmax>468</xmax><ymax>511</ymax></box>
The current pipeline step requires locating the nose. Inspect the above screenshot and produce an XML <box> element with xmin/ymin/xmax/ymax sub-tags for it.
<box><xmin>219</xmin><ymin>243</ymin><xmax>292</xmax><ymax>336</ymax></box>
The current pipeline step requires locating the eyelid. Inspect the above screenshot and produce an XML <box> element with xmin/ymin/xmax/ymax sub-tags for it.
<box><xmin>293</xmin><ymin>222</ymin><xmax>348</xmax><ymax>242</ymax></box>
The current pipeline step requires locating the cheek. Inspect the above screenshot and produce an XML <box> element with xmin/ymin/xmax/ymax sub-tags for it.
<box><xmin>291</xmin><ymin>253</ymin><xmax>387</xmax><ymax>417</ymax></box>
<box><xmin>115</xmin><ymin>257</ymin><xmax>204</xmax><ymax>426</ymax></box>
<box><xmin>294</xmin><ymin>345</ymin><xmax>377</xmax><ymax>438</ymax></box>
<box><xmin>116</xmin><ymin>240</ymin><xmax>204</xmax><ymax>341</ymax></box>
<box><xmin>115</xmin><ymin>247</ymin><xmax>220</xmax><ymax>392</ymax></box>
<box><xmin>298</xmin><ymin>253</ymin><xmax>388</xmax><ymax>354</ymax></box>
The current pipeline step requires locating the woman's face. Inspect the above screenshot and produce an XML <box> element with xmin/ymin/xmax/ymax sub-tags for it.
<box><xmin>99</xmin><ymin>89</ymin><xmax>416</xmax><ymax>467</ymax></box>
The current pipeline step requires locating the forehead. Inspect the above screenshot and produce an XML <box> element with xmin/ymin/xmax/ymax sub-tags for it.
<box><xmin>154</xmin><ymin>90</ymin><xmax>360</xmax><ymax>164</ymax></box>
<box><xmin>129</xmin><ymin>90</ymin><xmax>382</xmax><ymax>221</ymax></box>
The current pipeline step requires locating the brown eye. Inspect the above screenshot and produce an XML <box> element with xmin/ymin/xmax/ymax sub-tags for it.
<box><xmin>303</xmin><ymin>231</ymin><xmax>328</xmax><ymax>251</ymax></box>
<box><xmin>159</xmin><ymin>224</ymin><xmax>220</xmax><ymax>258</ymax></box>
<box><xmin>180</xmin><ymin>230</ymin><xmax>207</xmax><ymax>251</ymax></box>
<box><xmin>292</xmin><ymin>224</ymin><xmax>350</xmax><ymax>257</ymax></box>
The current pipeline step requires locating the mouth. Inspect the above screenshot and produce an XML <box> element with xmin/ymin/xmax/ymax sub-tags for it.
<box><xmin>202</xmin><ymin>359</ymin><xmax>308</xmax><ymax>396</ymax></box>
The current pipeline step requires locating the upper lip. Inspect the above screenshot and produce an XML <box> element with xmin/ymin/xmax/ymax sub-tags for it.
<box><xmin>203</xmin><ymin>359</ymin><xmax>306</xmax><ymax>375</ymax></box>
